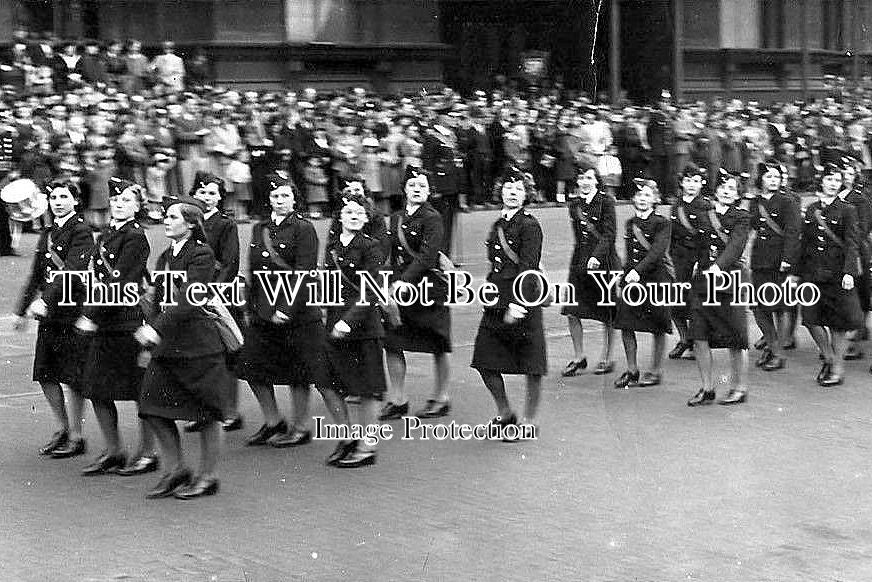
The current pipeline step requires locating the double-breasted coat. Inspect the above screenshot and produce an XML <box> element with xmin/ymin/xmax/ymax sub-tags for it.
<box><xmin>749</xmin><ymin>192</ymin><xmax>801</xmax><ymax>312</ymax></box>
<box><xmin>670</xmin><ymin>193</ymin><xmax>712</xmax><ymax>321</ymax></box>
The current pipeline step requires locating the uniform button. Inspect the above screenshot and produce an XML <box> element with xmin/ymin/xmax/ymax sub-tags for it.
<box><xmin>279</xmin><ymin>243</ymin><xmax>286</xmax><ymax>249</ymax></box>
<box><xmin>56</xmin><ymin>245</ymin><xmax>62</xmax><ymax>250</ymax></box>
<box><xmin>495</xmin><ymin>257</ymin><xmax>502</xmax><ymax>262</ymax></box>
<box><xmin>250</xmin><ymin>243</ymin><xmax>256</xmax><ymax>247</ymax></box>
<box><xmin>817</xmin><ymin>247</ymin><xmax>824</xmax><ymax>251</ymax></box>
<box><xmin>262</xmin><ymin>251</ymin><xmax>269</xmax><ymax>258</ymax></box>
<box><xmin>108</xmin><ymin>253</ymin><xmax>114</xmax><ymax>258</ymax></box>
<box><xmin>45</xmin><ymin>252</ymin><xmax>51</xmax><ymax>258</ymax></box>
<box><xmin>494</xmin><ymin>244</ymin><xmax>501</xmax><ymax>250</ymax></box>
<box><xmin>112</xmin><ymin>270</ymin><xmax>120</xmax><ymax>277</ymax></box>
<box><xmin>96</xmin><ymin>259</ymin><xmax>103</xmax><ymax>265</ymax></box>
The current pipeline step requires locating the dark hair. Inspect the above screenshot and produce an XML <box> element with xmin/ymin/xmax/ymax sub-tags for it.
<box><xmin>403</xmin><ymin>165</ymin><xmax>430</xmax><ymax>184</ymax></box>
<box><xmin>574</xmin><ymin>160</ymin><xmax>600</xmax><ymax>182</ymax></box>
<box><xmin>47</xmin><ymin>179</ymin><xmax>81</xmax><ymax>201</ymax></box>
<box><xmin>493</xmin><ymin>166</ymin><xmax>536</xmax><ymax>204</ymax></box>
<box><xmin>169</xmin><ymin>201</ymin><xmax>208</xmax><ymax>244</ymax></box>
<box><xmin>188</xmin><ymin>172</ymin><xmax>226</xmax><ymax>198</ymax></box>
<box><xmin>756</xmin><ymin>160</ymin><xmax>782</xmax><ymax>190</ymax></box>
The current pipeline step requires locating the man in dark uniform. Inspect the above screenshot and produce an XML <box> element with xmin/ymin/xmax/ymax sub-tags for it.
<box><xmin>750</xmin><ymin>160</ymin><xmax>801</xmax><ymax>371</ymax></box>
<box><xmin>421</xmin><ymin>113</ymin><xmax>460</xmax><ymax>257</ymax></box>
<box><xmin>0</xmin><ymin>109</ymin><xmax>17</xmax><ymax>256</ymax></box>
<box><xmin>668</xmin><ymin>164</ymin><xmax>711</xmax><ymax>359</ymax></box>
<box><xmin>647</xmin><ymin>92</ymin><xmax>675</xmax><ymax>199</ymax></box>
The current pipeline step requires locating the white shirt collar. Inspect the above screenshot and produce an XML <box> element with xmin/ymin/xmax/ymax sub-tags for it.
<box><xmin>271</xmin><ymin>212</ymin><xmax>290</xmax><ymax>226</ymax></box>
<box><xmin>635</xmin><ymin>208</ymin><xmax>654</xmax><ymax>220</ymax></box>
<box><xmin>171</xmin><ymin>238</ymin><xmax>188</xmax><ymax>257</ymax></box>
<box><xmin>53</xmin><ymin>212</ymin><xmax>76</xmax><ymax>228</ymax></box>
<box><xmin>501</xmin><ymin>207</ymin><xmax>522</xmax><ymax>221</ymax></box>
<box><xmin>203</xmin><ymin>208</ymin><xmax>219</xmax><ymax>220</ymax></box>
<box><xmin>110</xmin><ymin>217</ymin><xmax>133</xmax><ymax>231</ymax></box>
<box><xmin>681</xmin><ymin>193</ymin><xmax>698</xmax><ymax>204</ymax></box>
<box><xmin>578</xmin><ymin>191</ymin><xmax>596</xmax><ymax>205</ymax></box>
<box><xmin>405</xmin><ymin>203</ymin><xmax>422</xmax><ymax>216</ymax></box>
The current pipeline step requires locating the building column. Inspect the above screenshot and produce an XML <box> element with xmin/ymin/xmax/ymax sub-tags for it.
<box><xmin>609</xmin><ymin>0</ymin><xmax>621</xmax><ymax>103</ymax></box>
<box><xmin>672</xmin><ymin>0</ymin><xmax>684</xmax><ymax>101</ymax></box>
<box><xmin>800</xmin><ymin>0</ymin><xmax>810</xmax><ymax>100</ymax></box>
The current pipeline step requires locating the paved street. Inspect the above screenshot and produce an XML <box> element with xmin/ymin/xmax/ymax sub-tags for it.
<box><xmin>3</xmin><ymin>205</ymin><xmax>872</xmax><ymax>582</ymax></box>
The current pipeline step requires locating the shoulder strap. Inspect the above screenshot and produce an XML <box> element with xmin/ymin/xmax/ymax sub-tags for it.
<box><xmin>813</xmin><ymin>209</ymin><xmax>843</xmax><ymax>248</ymax></box>
<box><xmin>395</xmin><ymin>214</ymin><xmax>417</xmax><ymax>258</ymax></box>
<box><xmin>676</xmin><ymin>205</ymin><xmax>694</xmax><ymax>232</ymax></box>
<box><xmin>261</xmin><ymin>225</ymin><xmax>294</xmax><ymax>269</ymax></box>
<box><xmin>572</xmin><ymin>203</ymin><xmax>602</xmax><ymax>239</ymax></box>
<box><xmin>758</xmin><ymin>202</ymin><xmax>784</xmax><ymax>236</ymax></box>
<box><xmin>631</xmin><ymin>223</ymin><xmax>651</xmax><ymax>251</ymax></box>
<box><xmin>707</xmin><ymin>210</ymin><xmax>729</xmax><ymax>244</ymax></box>
<box><xmin>496</xmin><ymin>225</ymin><xmax>521</xmax><ymax>264</ymax></box>
<box><xmin>45</xmin><ymin>231</ymin><xmax>65</xmax><ymax>270</ymax></box>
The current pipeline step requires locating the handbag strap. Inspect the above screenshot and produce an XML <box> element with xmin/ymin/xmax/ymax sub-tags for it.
<box><xmin>631</xmin><ymin>223</ymin><xmax>652</xmax><ymax>251</ymax></box>
<box><xmin>707</xmin><ymin>210</ymin><xmax>730</xmax><ymax>244</ymax></box>
<box><xmin>573</xmin><ymin>203</ymin><xmax>602</xmax><ymax>240</ymax></box>
<box><xmin>396</xmin><ymin>214</ymin><xmax>419</xmax><ymax>259</ymax></box>
<box><xmin>758</xmin><ymin>202</ymin><xmax>784</xmax><ymax>237</ymax></box>
<box><xmin>45</xmin><ymin>231</ymin><xmax>66</xmax><ymax>270</ymax></box>
<box><xmin>813</xmin><ymin>209</ymin><xmax>844</xmax><ymax>248</ymax></box>
<box><xmin>676</xmin><ymin>205</ymin><xmax>695</xmax><ymax>232</ymax></box>
<box><xmin>496</xmin><ymin>225</ymin><xmax>521</xmax><ymax>264</ymax></box>
<box><xmin>261</xmin><ymin>225</ymin><xmax>294</xmax><ymax>269</ymax></box>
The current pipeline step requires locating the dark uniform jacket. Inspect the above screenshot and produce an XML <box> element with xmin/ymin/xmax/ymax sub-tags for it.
<box><xmin>750</xmin><ymin>192</ymin><xmax>801</xmax><ymax>271</ymax></box>
<box><xmin>203</xmin><ymin>211</ymin><xmax>240</xmax><ymax>283</ymax></box>
<box><xmin>568</xmin><ymin>192</ymin><xmax>620</xmax><ymax>271</ymax></box>
<box><xmin>16</xmin><ymin>213</ymin><xmax>93</xmax><ymax>322</ymax></box>
<box><xmin>622</xmin><ymin>212</ymin><xmax>673</xmax><ymax>282</ymax></box>
<box><xmin>485</xmin><ymin>208</ymin><xmax>544</xmax><ymax>309</ymax></box>
<box><xmin>83</xmin><ymin>219</ymin><xmax>150</xmax><ymax>330</ymax></box>
<box><xmin>421</xmin><ymin>131</ymin><xmax>459</xmax><ymax>200</ymax></box>
<box><xmin>799</xmin><ymin>198</ymin><xmax>861</xmax><ymax>282</ymax></box>
<box><xmin>247</xmin><ymin>212</ymin><xmax>321</xmax><ymax>326</ymax></box>
<box><xmin>696</xmin><ymin>205</ymin><xmax>750</xmax><ymax>273</ymax></box>
<box><xmin>842</xmin><ymin>187</ymin><xmax>872</xmax><ymax>260</ymax></box>
<box><xmin>148</xmin><ymin>239</ymin><xmax>224</xmax><ymax>359</ymax></box>
<box><xmin>323</xmin><ymin>232</ymin><xmax>385</xmax><ymax>340</ymax></box>
<box><xmin>670</xmin><ymin>194</ymin><xmax>712</xmax><ymax>256</ymax></box>
<box><xmin>387</xmin><ymin>203</ymin><xmax>444</xmax><ymax>285</ymax></box>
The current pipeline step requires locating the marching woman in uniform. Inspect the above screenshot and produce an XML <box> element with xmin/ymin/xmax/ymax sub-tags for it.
<box><xmin>612</xmin><ymin>179</ymin><xmax>672</xmax><ymax>389</ymax></box>
<box><xmin>687</xmin><ymin>170</ymin><xmax>751</xmax><ymax>406</ymax></box>
<box><xmin>472</xmin><ymin>167</ymin><xmax>546</xmax><ymax>431</ymax></box>
<box><xmin>750</xmin><ymin>160</ymin><xmax>801</xmax><ymax>372</ymax></box>
<box><xmin>186</xmin><ymin>172</ymin><xmax>243</xmax><ymax>432</ymax></box>
<box><xmin>836</xmin><ymin>156</ymin><xmax>871</xmax><ymax>361</ymax></box>
<box><xmin>237</xmin><ymin>172</ymin><xmax>327</xmax><ymax>448</ymax></box>
<box><xmin>668</xmin><ymin>164</ymin><xmax>711</xmax><ymax>361</ymax></box>
<box><xmin>327</xmin><ymin>177</ymin><xmax>389</xmax><ymax>249</ymax></box>
<box><xmin>136</xmin><ymin>196</ymin><xmax>233</xmax><ymax>498</ymax></box>
<box><xmin>75</xmin><ymin>178</ymin><xmax>158</xmax><ymax>474</ymax></box>
<box><xmin>322</xmin><ymin>191</ymin><xmax>388</xmax><ymax>467</ymax></box>
<box><xmin>379</xmin><ymin>166</ymin><xmax>452</xmax><ymax>420</ymax></box>
<box><xmin>14</xmin><ymin>180</ymin><xmax>93</xmax><ymax>456</ymax></box>
<box><xmin>798</xmin><ymin>162</ymin><xmax>864</xmax><ymax>386</ymax></box>
<box><xmin>560</xmin><ymin>161</ymin><xmax>619</xmax><ymax>377</ymax></box>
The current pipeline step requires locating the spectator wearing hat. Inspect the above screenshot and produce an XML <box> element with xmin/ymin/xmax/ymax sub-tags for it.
<box><xmin>145</xmin><ymin>151</ymin><xmax>176</xmax><ymax>222</ymax></box>
<box><xmin>357</xmin><ymin>135</ymin><xmax>385</xmax><ymax>213</ymax></box>
<box><xmin>79</xmin><ymin>41</ymin><xmax>106</xmax><ymax>86</ymax></box>
<box><xmin>52</xmin><ymin>42</ymin><xmax>82</xmax><ymax>94</ymax></box>
<box><xmin>686</xmin><ymin>170</ymin><xmax>751</xmax><ymax>406</ymax></box>
<box><xmin>102</xmin><ymin>40</ymin><xmax>126</xmax><ymax>89</ymax></box>
<box><xmin>151</xmin><ymin>41</ymin><xmax>185</xmax><ymax>94</ymax></box>
<box><xmin>81</xmin><ymin>145</ymin><xmax>117</xmax><ymax>230</ymax></box>
<box><xmin>204</xmin><ymin>108</ymin><xmax>242</xmax><ymax>207</ymax></box>
<box><xmin>186</xmin><ymin>48</ymin><xmax>212</xmax><ymax>90</ymax></box>
<box><xmin>116</xmin><ymin>122</ymin><xmax>149</xmax><ymax>185</ymax></box>
<box><xmin>124</xmin><ymin>40</ymin><xmax>149</xmax><ymax>95</ymax></box>
<box><xmin>421</xmin><ymin>118</ymin><xmax>460</xmax><ymax>256</ymax></box>
<box><xmin>173</xmin><ymin>97</ymin><xmax>211</xmax><ymax>193</ymax></box>
<box><xmin>379</xmin><ymin>120</ymin><xmax>405</xmax><ymax>212</ymax></box>
<box><xmin>613</xmin><ymin>179</ymin><xmax>673</xmax><ymax>389</ymax></box>
<box><xmin>302</xmin><ymin>135</ymin><xmax>331</xmax><ymax>220</ymax></box>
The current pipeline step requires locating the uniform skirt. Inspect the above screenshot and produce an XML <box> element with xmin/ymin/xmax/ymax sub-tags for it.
<box><xmin>384</xmin><ymin>304</ymin><xmax>452</xmax><ymax>354</ymax></box>
<box><xmin>561</xmin><ymin>268</ymin><xmax>616</xmax><ymax>323</ymax></box>
<box><xmin>670</xmin><ymin>244</ymin><xmax>697</xmax><ymax>321</ymax></box>
<box><xmin>325</xmin><ymin>338</ymin><xmax>387</xmax><ymax>398</ymax></box>
<box><xmin>139</xmin><ymin>353</ymin><xmax>233</xmax><ymax>422</ymax></box>
<box><xmin>32</xmin><ymin>321</ymin><xmax>90</xmax><ymax>386</ymax></box>
<box><xmin>751</xmin><ymin>269</ymin><xmax>789</xmax><ymax>313</ymax></box>
<box><xmin>471</xmin><ymin>307</ymin><xmax>547</xmax><ymax>375</ymax></box>
<box><xmin>613</xmin><ymin>283</ymin><xmax>673</xmax><ymax>334</ymax></box>
<box><xmin>688</xmin><ymin>287</ymin><xmax>749</xmax><ymax>350</ymax></box>
<box><xmin>802</xmin><ymin>282</ymin><xmax>864</xmax><ymax>332</ymax></box>
<box><xmin>81</xmin><ymin>329</ymin><xmax>144</xmax><ymax>401</ymax></box>
<box><xmin>237</xmin><ymin>319</ymin><xmax>327</xmax><ymax>385</ymax></box>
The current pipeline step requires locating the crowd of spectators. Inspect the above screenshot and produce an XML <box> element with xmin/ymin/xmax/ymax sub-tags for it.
<box><xmin>3</xmin><ymin>31</ymin><xmax>872</xmax><ymax>230</ymax></box>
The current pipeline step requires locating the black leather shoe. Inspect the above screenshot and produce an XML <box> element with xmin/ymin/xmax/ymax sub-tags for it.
<box><xmin>718</xmin><ymin>390</ymin><xmax>747</xmax><ymax>405</ymax></box>
<box><xmin>561</xmin><ymin>358</ymin><xmax>587</xmax><ymax>377</ymax></box>
<box><xmin>844</xmin><ymin>345</ymin><xmax>864</xmax><ymax>361</ymax></box>
<box><xmin>377</xmin><ymin>401</ymin><xmax>409</xmax><ymax>421</ymax></box>
<box><xmin>183</xmin><ymin>420</ymin><xmax>206</xmax><ymax>433</ymax></box>
<box><xmin>753</xmin><ymin>337</ymin><xmax>768</xmax><ymax>350</ymax></box>
<box><xmin>614</xmin><ymin>370</ymin><xmax>640</xmax><ymax>389</ymax></box>
<box><xmin>592</xmin><ymin>361</ymin><xmax>614</xmax><ymax>375</ymax></box>
<box><xmin>490</xmin><ymin>412</ymin><xmax>518</xmax><ymax>427</ymax></box>
<box><xmin>145</xmin><ymin>468</ymin><xmax>192</xmax><ymax>499</ymax></box>
<box><xmin>668</xmin><ymin>341</ymin><xmax>691</xmax><ymax>360</ymax></box>
<box><xmin>414</xmin><ymin>399</ymin><xmax>451</xmax><ymax>419</ymax></box>
<box><xmin>39</xmin><ymin>430</ymin><xmax>68</xmax><ymax>456</ymax></box>
<box><xmin>782</xmin><ymin>338</ymin><xmax>797</xmax><ymax>350</ymax></box>
<box><xmin>638</xmin><ymin>371</ymin><xmax>662</xmax><ymax>387</ymax></box>
<box><xmin>687</xmin><ymin>390</ymin><xmax>716</xmax><ymax>407</ymax></box>
<box><xmin>326</xmin><ymin>440</ymin><xmax>358</xmax><ymax>466</ymax></box>
<box><xmin>820</xmin><ymin>372</ymin><xmax>844</xmax><ymax>387</ymax></box>
<box><xmin>174</xmin><ymin>476</ymin><xmax>219</xmax><ymax>499</ymax></box>
<box><xmin>50</xmin><ymin>438</ymin><xmax>86</xmax><ymax>459</ymax></box>
<box><xmin>755</xmin><ymin>349</ymin><xmax>773</xmax><ymax>368</ymax></box>
<box><xmin>116</xmin><ymin>456</ymin><xmax>159</xmax><ymax>476</ymax></box>
<box><xmin>816</xmin><ymin>362</ymin><xmax>832</xmax><ymax>385</ymax></box>
<box><xmin>244</xmin><ymin>420</ymin><xmax>288</xmax><ymax>446</ymax></box>
<box><xmin>337</xmin><ymin>450</ymin><xmax>377</xmax><ymax>468</ymax></box>
<box><xmin>82</xmin><ymin>453</ymin><xmax>126</xmax><ymax>476</ymax></box>
<box><xmin>222</xmin><ymin>415</ymin><xmax>243</xmax><ymax>432</ymax></box>
<box><xmin>762</xmin><ymin>356</ymin><xmax>786</xmax><ymax>371</ymax></box>
<box><xmin>268</xmin><ymin>428</ymin><xmax>312</xmax><ymax>448</ymax></box>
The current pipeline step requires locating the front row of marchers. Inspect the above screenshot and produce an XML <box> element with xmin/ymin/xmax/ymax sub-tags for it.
<box><xmin>14</xmin><ymin>165</ymin><xmax>547</xmax><ymax>499</ymax></box>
